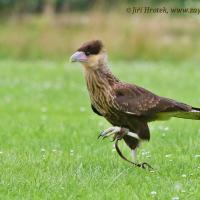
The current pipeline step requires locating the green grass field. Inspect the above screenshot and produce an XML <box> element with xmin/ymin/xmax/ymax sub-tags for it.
<box><xmin>0</xmin><ymin>59</ymin><xmax>199</xmax><ymax>199</ymax></box>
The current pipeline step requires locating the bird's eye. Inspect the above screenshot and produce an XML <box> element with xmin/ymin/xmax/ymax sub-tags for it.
<box><xmin>85</xmin><ymin>51</ymin><xmax>90</xmax><ymax>56</ymax></box>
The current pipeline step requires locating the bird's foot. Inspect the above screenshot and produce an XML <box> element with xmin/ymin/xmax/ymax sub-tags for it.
<box><xmin>98</xmin><ymin>126</ymin><xmax>140</xmax><ymax>141</ymax></box>
<box><xmin>137</xmin><ymin>162</ymin><xmax>154</xmax><ymax>170</ymax></box>
<box><xmin>98</xmin><ymin>126</ymin><xmax>128</xmax><ymax>141</ymax></box>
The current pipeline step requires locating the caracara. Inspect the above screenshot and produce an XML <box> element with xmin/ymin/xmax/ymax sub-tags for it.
<box><xmin>70</xmin><ymin>40</ymin><xmax>200</xmax><ymax>169</ymax></box>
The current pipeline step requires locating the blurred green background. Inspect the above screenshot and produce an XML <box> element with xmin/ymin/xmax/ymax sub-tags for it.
<box><xmin>0</xmin><ymin>0</ymin><xmax>200</xmax><ymax>61</ymax></box>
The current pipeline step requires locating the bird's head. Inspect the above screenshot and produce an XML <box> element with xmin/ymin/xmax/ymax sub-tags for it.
<box><xmin>70</xmin><ymin>40</ymin><xmax>107</xmax><ymax>70</ymax></box>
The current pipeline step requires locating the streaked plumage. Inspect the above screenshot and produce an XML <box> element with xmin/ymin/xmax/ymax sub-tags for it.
<box><xmin>70</xmin><ymin>40</ymin><xmax>200</xmax><ymax>168</ymax></box>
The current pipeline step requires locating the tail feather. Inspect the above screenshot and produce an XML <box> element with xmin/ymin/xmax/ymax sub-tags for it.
<box><xmin>156</xmin><ymin>107</ymin><xmax>200</xmax><ymax>120</ymax></box>
<box><xmin>192</xmin><ymin>107</ymin><xmax>200</xmax><ymax>111</ymax></box>
<box><xmin>173</xmin><ymin>108</ymin><xmax>200</xmax><ymax>120</ymax></box>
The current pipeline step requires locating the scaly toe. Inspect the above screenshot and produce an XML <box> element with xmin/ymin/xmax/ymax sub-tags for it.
<box><xmin>141</xmin><ymin>162</ymin><xmax>154</xmax><ymax>170</ymax></box>
<box><xmin>98</xmin><ymin>127</ymin><xmax>120</xmax><ymax>140</ymax></box>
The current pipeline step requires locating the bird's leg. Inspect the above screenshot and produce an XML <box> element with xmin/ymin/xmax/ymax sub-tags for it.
<box><xmin>99</xmin><ymin>127</ymin><xmax>154</xmax><ymax>170</ymax></box>
<box><xmin>131</xmin><ymin>149</ymin><xmax>137</xmax><ymax>162</ymax></box>
<box><xmin>131</xmin><ymin>149</ymin><xmax>154</xmax><ymax>170</ymax></box>
<box><xmin>115</xmin><ymin>139</ymin><xmax>154</xmax><ymax>171</ymax></box>
<box><xmin>98</xmin><ymin>126</ymin><xmax>140</xmax><ymax>141</ymax></box>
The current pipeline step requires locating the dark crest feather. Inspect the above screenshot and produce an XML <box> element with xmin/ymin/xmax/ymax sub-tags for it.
<box><xmin>77</xmin><ymin>40</ymin><xmax>103</xmax><ymax>55</ymax></box>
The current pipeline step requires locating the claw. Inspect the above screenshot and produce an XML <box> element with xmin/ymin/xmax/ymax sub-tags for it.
<box><xmin>98</xmin><ymin>126</ymin><xmax>141</xmax><ymax>141</ymax></box>
<box><xmin>98</xmin><ymin>127</ymin><xmax>121</xmax><ymax>140</ymax></box>
<box><xmin>140</xmin><ymin>162</ymin><xmax>154</xmax><ymax>170</ymax></box>
<box><xmin>98</xmin><ymin>132</ymin><xmax>103</xmax><ymax>139</ymax></box>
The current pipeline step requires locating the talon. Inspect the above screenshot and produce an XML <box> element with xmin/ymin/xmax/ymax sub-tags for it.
<box><xmin>97</xmin><ymin>133</ymin><xmax>102</xmax><ymax>139</ymax></box>
<box><xmin>98</xmin><ymin>126</ymin><xmax>128</xmax><ymax>141</ymax></box>
<box><xmin>98</xmin><ymin>126</ymin><xmax>140</xmax><ymax>142</ymax></box>
<box><xmin>98</xmin><ymin>131</ymin><xmax>105</xmax><ymax>139</ymax></box>
<box><xmin>140</xmin><ymin>162</ymin><xmax>154</xmax><ymax>170</ymax></box>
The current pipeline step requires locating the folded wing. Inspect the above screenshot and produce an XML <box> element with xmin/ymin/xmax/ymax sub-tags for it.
<box><xmin>113</xmin><ymin>83</ymin><xmax>200</xmax><ymax>121</ymax></box>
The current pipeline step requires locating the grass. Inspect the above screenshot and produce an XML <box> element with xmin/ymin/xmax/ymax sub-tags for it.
<box><xmin>0</xmin><ymin>59</ymin><xmax>199</xmax><ymax>199</ymax></box>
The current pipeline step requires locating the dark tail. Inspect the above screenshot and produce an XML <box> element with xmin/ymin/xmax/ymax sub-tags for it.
<box><xmin>192</xmin><ymin>107</ymin><xmax>200</xmax><ymax>111</ymax></box>
<box><xmin>173</xmin><ymin>107</ymin><xmax>200</xmax><ymax>120</ymax></box>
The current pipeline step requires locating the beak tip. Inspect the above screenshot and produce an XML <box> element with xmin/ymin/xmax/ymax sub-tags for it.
<box><xmin>69</xmin><ymin>51</ymin><xmax>87</xmax><ymax>63</ymax></box>
<box><xmin>69</xmin><ymin>56</ymin><xmax>76</xmax><ymax>63</ymax></box>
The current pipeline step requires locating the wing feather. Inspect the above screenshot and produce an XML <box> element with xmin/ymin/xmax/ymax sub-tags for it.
<box><xmin>113</xmin><ymin>83</ymin><xmax>192</xmax><ymax>121</ymax></box>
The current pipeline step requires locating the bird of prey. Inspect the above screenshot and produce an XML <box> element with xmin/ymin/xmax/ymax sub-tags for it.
<box><xmin>70</xmin><ymin>40</ymin><xmax>200</xmax><ymax>169</ymax></box>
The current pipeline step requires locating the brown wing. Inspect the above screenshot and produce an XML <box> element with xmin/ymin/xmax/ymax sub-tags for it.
<box><xmin>113</xmin><ymin>83</ymin><xmax>192</xmax><ymax>121</ymax></box>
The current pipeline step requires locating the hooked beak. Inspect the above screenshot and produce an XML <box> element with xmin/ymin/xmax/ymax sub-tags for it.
<box><xmin>69</xmin><ymin>51</ymin><xmax>87</xmax><ymax>63</ymax></box>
